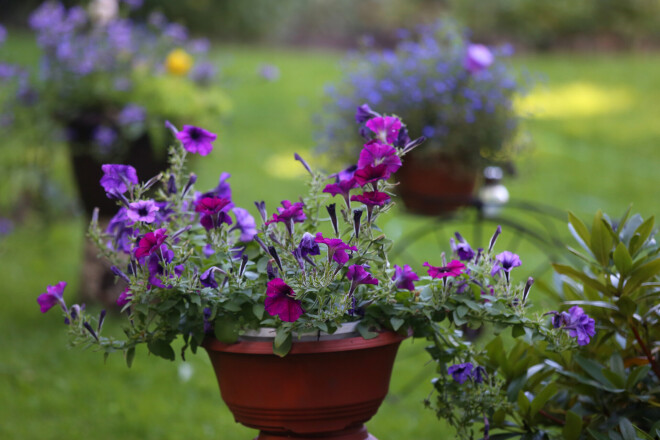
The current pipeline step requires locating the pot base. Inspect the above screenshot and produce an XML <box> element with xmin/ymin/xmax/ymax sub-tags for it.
<box><xmin>256</xmin><ymin>424</ymin><xmax>376</xmax><ymax>440</ymax></box>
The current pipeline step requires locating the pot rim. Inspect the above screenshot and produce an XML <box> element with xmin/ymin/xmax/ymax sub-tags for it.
<box><xmin>203</xmin><ymin>328</ymin><xmax>406</xmax><ymax>355</ymax></box>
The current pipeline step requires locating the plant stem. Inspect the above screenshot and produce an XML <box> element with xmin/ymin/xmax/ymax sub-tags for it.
<box><xmin>538</xmin><ymin>410</ymin><xmax>565</xmax><ymax>426</ymax></box>
<box><xmin>630</xmin><ymin>321</ymin><xmax>660</xmax><ymax>380</ymax></box>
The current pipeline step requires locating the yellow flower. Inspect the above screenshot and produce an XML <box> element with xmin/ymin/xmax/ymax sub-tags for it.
<box><xmin>165</xmin><ymin>49</ymin><xmax>193</xmax><ymax>76</ymax></box>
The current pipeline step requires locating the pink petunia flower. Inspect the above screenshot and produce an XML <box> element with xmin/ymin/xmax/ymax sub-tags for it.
<box><xmin>264</xmin><ymin>278</ymin><xmax>304</xmax><ymax>322</ymax></box>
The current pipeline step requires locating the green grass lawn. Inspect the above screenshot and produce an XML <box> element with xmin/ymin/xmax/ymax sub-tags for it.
<box><xmin>2</xmin><ymin>37</ymin><xmax>660</xmax><ymax>438</ymax></box>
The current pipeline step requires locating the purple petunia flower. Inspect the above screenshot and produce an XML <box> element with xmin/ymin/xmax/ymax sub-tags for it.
<box><xmin>147</xmin><ymin>246</ymin><xmax>184</xmax><ymax>289</ymax></box>
<box><xmin>231</xmin><ymin>207</ymin><xmax>257</xmax><ymax>242</ymax></box>
<box><xmin>126</xmin><ymin>200</ymin><xmax>159</xmax><ymax>223</ymax></box>
<box><xmin>347</xmin><ymin>264</ymin><xmax>379</xmax><ymax>297</ymax></box>
<box><xmin>100</xmin><ymin>164</ymin><xmax>138</xmax><ymax>197</ymax></box>
<box><xmin>264</xmin><ymin>278</ymin><xmax>304</xmax><ymax>322</ymax></box>
<box><xmin>37</xmin><ymin>281</ymin><xmax>67</xmax><ymax>313</ymax></box>
<box><xmin>350</xmin><ymin>190</ymin><xmax>390</xmax><ymax>207</ymax></box>
<box><xmin>298</xmin><ymin>232</ymin><xmax>320</xmax><ymax>260</ymax></box>
<box><xmin>105</xmin><ymin>208</ymin><xmax>136</xmax><ymax>253</ymax></box>
<box><xmin>315</xmin><ymin>233</ymin><xmax>358</xmax><ymax>267</ymax></box>
<box><xmin>265</xmin><ymin>200</ymin><xmax>306</xmax><ymax>236</ymax></box>
<box><xmin>551</xmin><ymin>306</ymin><xmax>596</xmax><ymax>346</ymax></box>
<box><xmin>357</xmin><ymin>140</ymin><xmax>401</xmax><ymax>174</ymax></box>
<box><xmin>117</xmin><ymin>287</ymin><xmax>132</xmax><ymax>308</ymax></box>
<box><xmin>355</xmin><ymin>103</ymin><xmax>378</xmax><ymax>124</ymax></box>
<box><xmin>451</xmin><ymin>233</ymin><xmax>475</xmax><ymax>261</ymax></box>
<box><xmin>448</xmin><ymin>362</ymin><xmax>474</xmax><ymax>384</ymax></box>
<box><xmin>134</xmin><ymin>228</ymin><xmax>168</xmax><ymax>259</ymax></box>
<box><xmin>491</xmin><ymin>251</ymin><xmax>522</xmax><ymax>278</ymax></box>
<box><xmin>424</xmin><ymin>260</ymin><xmax>466</xmax><ymax>279</ymax></box>
<box><xmin>117</xmin><ymin>103</ymin><xmax>146</xmax><ymax>126</ymax></box>
<box><xmin>323</xmin><ymin>177</ymin><xmax>359</xmax><ymax>209</ymax></box>
<box><xmin>365</xmin><ymin>116</ymin><xmax>402</xmax><ymax>144</ymax></box>
<box><xmin>176</xmin><ymin>125</ymin><xmax>217</xmax><ymax>156</ymax></box>
<box><xmin>464</xmin><ymin>44</ymin><xmax>494</xmax><ymax>74</ymax></box>
<box><xmin>392</xmin><ymin>264</ymin><xmax>419</xmax><ymax>291</ymax></box>
<box><xmin>195</xmin><ymin>197</ymin><xmax>232</xmax><ymax>230</ymax></box>
<box><xmin>200</xmin><ymin>267</ymin><xmax>219</xmax><ymax>289</ymax></box>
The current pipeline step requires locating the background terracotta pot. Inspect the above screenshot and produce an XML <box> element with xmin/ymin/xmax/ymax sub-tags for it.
<box><xmin>396</xmin><ymin>152</ymin><xmax>479</xmax><ymax>216</ymax></box>
<box><xmin>203</xmin><ymin>331</ymin><xmax>406</xmax><ymax>440</ymax></box>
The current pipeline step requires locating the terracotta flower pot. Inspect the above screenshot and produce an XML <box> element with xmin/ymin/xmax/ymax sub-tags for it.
<box><xmin>203</xmin><ymin>330</ymin><xmax>406</xmax><ymax>440</ymax></box>
<box><xmin>396</xmin><ymin>153</ymin><xmax>479</xmax><ymax>216</ymax></box>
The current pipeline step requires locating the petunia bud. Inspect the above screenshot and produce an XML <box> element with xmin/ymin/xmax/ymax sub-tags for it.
<box><xmin>182</xmin><ymin>173</ymin><xmax>197</xmax><ymax>198</ymax></box>
<box><xmin>238</xmin><ymin>255</ymin><xmax>249</xmax><ymax>278</ymax></box>
<box><xmin>254</xmin><ymin>201</ymin><xmax>267</xmax><ymax>222</ymax></box>
<box><xmin>268</xmin><ymin>246</ymin><xmax>283</xmax><ymax>272</ymax></box>
<box><xmin>253</xmin><ymin>235</ymin><xmax>270</xmax><ymax>254</ymax></box>
<box><xmin>143</xmin><ymin>173</ymin><xmax>162</xmax><ymax>191</ymax></box>
<box><xmin>326</xmin><ymin>204</ymin><xmax>339</xmax><ymax>237</ymax></box>
<box><xmin>294</xmin><ymin>153</ymin><xmax>313</xmax><ymax>176</ymax></box>
<box><xmin>97</xmin><ymin>310</ymin><xmax>106</xmax><ymax>333</ymax></box>
<box><xmin>111</xmin><ymin>265</ymin><xmax>130</xmax><ymax>283</ymax></box>
<box><xmin>266</xmin><ymin>260</ymin><xmax>278</xmax><ymax>280</ymax></box>
<box><xmin>165</xmin><ymin>120</ymin><xmax>179</xmax><ymax>135</ymax></box>
<box><xmin>401</xmin><ymin>136</ymin><xmax>427</xmax><ymax>154</ymax></box>
<box><xmin>488</xmin><ymin>225</ymin><xmax>502</xmax><ymax>253</ymax></box>
<box><xmin>83</xmin><ymin>321</ymin><xmax>100</xmax><ymax>341</ymax></box>
<box><xmin>167</xmin><ymin>174</ymin><xmax>177</xmax><ymax>194</ymax></box>
<box><xmin>353</xmin><ymin>209</ymin><xmax>363</xmax><ymax>239</ymax></box>
<box><xmin>522</xmin><ymin>277</ymin><xmax>534</xmax><ymax>304</ymax></box>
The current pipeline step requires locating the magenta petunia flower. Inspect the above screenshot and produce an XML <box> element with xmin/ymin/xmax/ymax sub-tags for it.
<box><xmin>195</xmin><ymin>197</ymin><xmax>233</xmax><ymax>230</ymax></box>
<box><xmin>392</xmin><ymin>264</ymin><xmax>419</xmax><ymax>291</ymax></box>
<box><xmin>315</xmin><ymin>232</ymin><xmax>358</xmax><ymax>266</ymax></box>
<box><xmin>365</xmin><ymin>116</ymin><xmax>402</xmax><ymax>144</ymax></box>
<box><xmin>354</xmin><ymin>164</ymin><xmax>391</xmax><ymax>187</ymax></box>
<box><xmin>464</xmin><ymin>44</ymin><xmax>494</xmax><ymax>74</ymax></box>
<box><xmin>264</xmin><ymin>278</ymin><xmax>304</xmax><ymax>322</ymax></box>
<box><xmin>126</xmin><ymin>199</ymin><xmax>159</xmax><ymax>223</ymax></box>
<box><xmin>323</xmin><ymin>177</ymin><xmax>358</xmax><ymax>209</ymax></box>
<box><xmin>176</xmin><ymin>125</ymin><xmax>217</xmax><ymax>156</ymax></box>
<box><xmin>147</xmin><ymin>246</ymin><xmax>185</xmax><ymax>289</ymax></box>
<box><xmin>357</xmin><ymin>140</ymin><xmax>401</xmax><ymax>174</ymax></box>
<box><xmin>350</xmin><ymin>190</ymin><xmax>391</xmax><ymax>207</ymax></box>
<box><xmin>134</xmin><ymin>228</ymin><xmax>168</xmax><ymax>259</ymax></box>
<box><xmin>100</xmin><ymin>164</ymin><xmax>138</xmax><ymax>197</ymax></box>
<box><xmin>37</xmin><ymin>281</ymin><xmax>67</xmax><ymax>313</ymax></box>
<box><xmin>424</xmin><ymin>260</ymin><xmax>466</xmax><ymax>279</ymax></box>
<box><xmin>265</xmin><ymin>200</ymin><xmax>306</xmax><ymax>236</ymax></box>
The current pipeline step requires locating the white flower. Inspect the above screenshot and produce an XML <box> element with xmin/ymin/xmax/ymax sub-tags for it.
<box><xmin>88</xmin><ymin>0</ymin><xmax>118</xmax><ymax>26</ymax></box>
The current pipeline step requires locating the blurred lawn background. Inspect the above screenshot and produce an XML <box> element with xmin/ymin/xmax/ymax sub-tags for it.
<box><xmin>2</xmin><ymin>1</ymin><xmax>660</xmax><ymax>438</ymax></box>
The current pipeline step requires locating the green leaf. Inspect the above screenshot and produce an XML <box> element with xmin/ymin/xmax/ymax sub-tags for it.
<box><xmin>563</xmin><ymin>410</ymin><xmax>583</xmax><ymax>440</ymax></box>
<box><xmin>511</xmin><ymin>324</ymin><xmax>525</xmax><ymax>338</ymax></box>
<box><xmin>530</xmin><ymin>382</ymin><xmax>558</xmax><ymax>416</ymax></box>
<box><xmin>587</xmin><ymin>428</ymin><xmax>610</xmax><ymax>440</ymax></box>
<box><xmin>613</xmin><ymin>242</ymin><xmax>633</xmax><ymax>276</ymax></box>
<box><xmin>357</xmin><ymin>322</ymin><xmax>378</xmax><ymax>339</ymax></box>
<box><xmin>214</xmin><ymin>318</ymin><xmax>239</xmax><ymax>344</ymax></box>
<box><xmin>616</xmin><ymin>205</ymin><xmax>633</xmax><ymax>233</ymax></box>
<box><xmin>574</xmin><ymin>355</ymin><xmax>618</xmax><ymax>389</ymax></box>
<box><xmin>125</xmin><ymin>347</ymin><xmax>135</xmax><ymax>368</ymax></box>
<box><xmin>602</xmin><ymin>369</ymin><xmax>625</xmax><ymax>389</ymax></box>
<box><xmin>619</xmin><ymin>418</ymin><xmax>637</xmax><ymax>440</ymax></box>
<box><xmin>252</xmin><ymin>303</ymin><xmax>265</xmax><ymax>320</ymax></box>
<box><xmin>616</xmin><ymin>296</ymin><xmax>636</xmax><ymax>317</ymax></box>
<box><xmin>456</xmin><ymin>305</ymin><xmax>468</xmax><ymax>318</ymax></box>
<box><xmin>626</xmin><ymin>364</ymin><xmax>651</xmax><ymax>390</ymax></box>
<box><xmin>569</xmin><ymin>211</ymin><xmax>591</xmax><ymax>249</ymax></box>
<box><xmin>624</xmin><ymin>258</ymin><xmax>660</xmax><ymax>295</ymax></box>
<box><xmin>629</xmin><ymin>216</ymin><xmax>655</xmax><ymax>256</ymax></box>
<box><xmin>553</xmin><ymin>264</ymin><xmax>609</xmax><ymax>293</ymax></box>
<box><xmin>517</xmin><ymin>390</ymin><xmax>530</xmax><ymax>418</ymax></box>
<box><xmin>147</xmin><ymin>339</ymin><xmax>175</xmax><ymax>361</ymax></box>
<box><xmin>272</xmin><ymin>328</ymin><xmax>292</xmax><ymax>357</ymax></box>
<box><xmin>390</xmin><ymin>317</ymin><xmax>405</xmax><ymax>331</ymax></box>
<box><xmin>591</xmin><ymin>210</ymin><xmax>613</xmax><ymax>266</ymax></box>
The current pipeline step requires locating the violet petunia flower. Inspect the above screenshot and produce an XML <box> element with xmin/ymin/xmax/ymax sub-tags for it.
<box><xmin>464</xmin><ymin>44</ymin><xmax>494</xmax><ymax>74</ymax></box>
<box><xmin>448</xmin><ymin>362</ymin><xmax>474</xmax><ymax>384</ymax></box>
<box><xmin>357</xmin><ymin>140</ymin><xmax>401</xmax><ymax>174</ymax></box>
<box><xmin>355</xmin><ymin>103</ymin><xmax>378</xmax><ymax>124</ymax></box>
<box><xmin>106</xmin><ymin>207</ymin><xmax>137</xmax><ymax>253</ymax></box>
<box><xmin>332</xmin><ymin>164</ymin><xmax>358</xmax><ymax>182</ymax></box>
<box><xmin>298</xmin><ymin>232</ymin><xmax>320</xmax><ymax>261</ymax></box>
<box><xmin>315</xmin><ymin>233</ymin><xmax>358</xmax><ymax>267</ymax></box>
<box><xmin>424</xmin><ymin>260</ymin><xmax>466</xmax><ymax>279</ymax></box>
<box><xmin>195</xmin><ymin>197</ymin><xmax>233</xmax><ymax>230</ymax></box>
<box><xmin>451</xmin><ymin>233</ymin><xmax>475</xmax><ymax>261</ymax></box>
<box><xmin>176</xmin><ymin>125</ymin><xmax>217</xmax><ymax>156</ymax></box>
<box><xmin>134</xmin><ymin>228</ymin><xmax>168</xmax><ymax>259</ymax></box>
<box><xmin>126</xmin><ymin>200</ymin><xmax>159</xmax><ymax>223</ymax></box>
<box><xmin>491</xmin><ymin>251</ymin><xmax>522</xmax><ymax>279</ymax></box>
<box><xmin>147</xmin><ymin>246</ymin><xmax>184</xmax><ymax>289</ymax></box>
<box><xmin>551</xmin><ymin>306</ymin><xmax>596</xmax><ymax>346</ymax></box>
<box><xmin>100</xmin><ymin>164</ymin><xmax>138</xmax><ymax>197</ymax></box>
<box><xmin>37</xmin><ymin>281</ymin><xmax>67</xmax><ymax>313</ymax></box>
<box><xmin>200</xmin><ymin>267</ymin><xmax>219</xmax><ymax>289</ymax></box>
<box><xmin>365</xmin><ymin>115</ymin><xmax>402</xmax><ymax>144</ymax></box>
<box><xmin>347</xmin><ymin>264</ymin><xmax>379</xmax><ymax>296</ymax></box>
<box><xmin>231</xmin><ymin>207</ymin><xmax>257</xmax><ymax>242</ymax></box>
<box><xmin>264</xmin><ymin>278</ymin><xmax>304</xmax><ymax>322</ymax></box>
<box><xmin>392</xmin><ymin>265</ymin><xmax>419</xmax><ymax>291</ymax></box>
